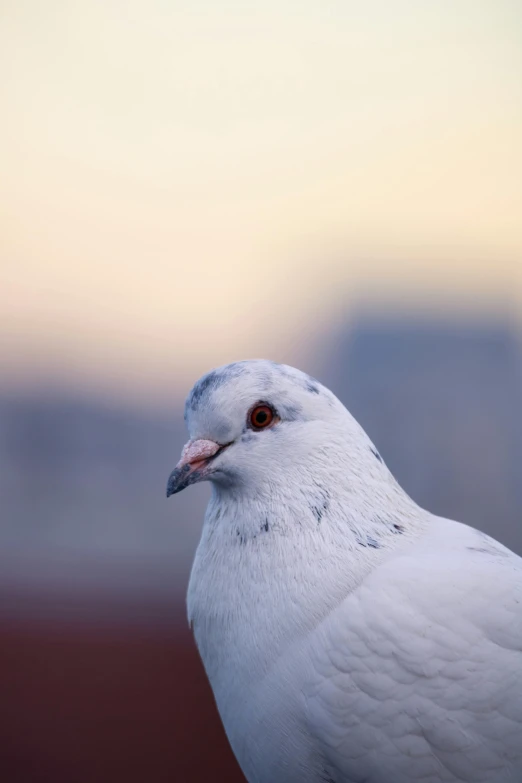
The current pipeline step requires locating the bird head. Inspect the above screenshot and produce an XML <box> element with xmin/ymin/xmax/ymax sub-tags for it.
<box><xmin>166</xmin><ymin>359</ymin><xmax>376</xmax><ymax>500</ymax></box>
<box><xmin>167</xmin><ymin>360</ymin><xmax>360</xmax><ymax>497</ymax></box>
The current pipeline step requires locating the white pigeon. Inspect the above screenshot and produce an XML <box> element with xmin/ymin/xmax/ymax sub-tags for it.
<box><xmin>166</xmin><ymin>360</ymin><xmax>522</xmax><ymax>783</ymax></box>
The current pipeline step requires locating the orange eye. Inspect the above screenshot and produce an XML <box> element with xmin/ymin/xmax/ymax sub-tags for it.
<box><xmin>249</xmin><ymin>404</ymin><xmax>276</xmax><ymax>430</ymax></box>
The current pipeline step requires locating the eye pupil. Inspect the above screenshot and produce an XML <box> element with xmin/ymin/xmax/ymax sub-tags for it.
<box><xmin>256</xmin><ymin>411</ymin><xmax>268</xmax><ymax>424</ymax></box>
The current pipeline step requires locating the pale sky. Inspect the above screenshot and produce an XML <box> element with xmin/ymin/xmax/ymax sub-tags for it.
<box><xmin>1</xmin><ymin>1</ymin><xmax>521</xmax><ymax>404</ymax></box>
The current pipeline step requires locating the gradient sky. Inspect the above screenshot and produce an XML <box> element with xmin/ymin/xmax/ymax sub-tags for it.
<box><xmin>1</xmin><ymin>1</ymin><xmax>521</xmax><ymax>403</ymax></box>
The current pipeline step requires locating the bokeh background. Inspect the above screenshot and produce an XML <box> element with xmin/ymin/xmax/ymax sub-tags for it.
<box><xmin>1</xmin><ymin>2</ymin><xmax>521</xmax><ymax>781</ymax></box>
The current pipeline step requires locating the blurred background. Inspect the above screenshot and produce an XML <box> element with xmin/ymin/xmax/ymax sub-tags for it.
<box><xmin>1</xmin><ymin>1</ymin><xmax>521</xmax><ymax>781</ymax></box>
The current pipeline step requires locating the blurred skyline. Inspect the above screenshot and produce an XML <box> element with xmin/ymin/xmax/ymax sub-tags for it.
<box><xmin>1</xmin><ymin>314</ymin><xmax>520</xmax><ymax>594</ymax></box>
<box><xmin>1</xmin><ymin>1</ymin><xmax>521</xmax><ymax>406</ymax></box>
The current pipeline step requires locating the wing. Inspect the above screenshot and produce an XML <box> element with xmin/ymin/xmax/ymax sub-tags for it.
<box><xmin>303</xmin><ymin>521</ymin><xmax>522</xmax><ymax>783</ymax></box>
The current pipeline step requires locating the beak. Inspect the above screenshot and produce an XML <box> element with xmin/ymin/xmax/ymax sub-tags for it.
<box><xmin>166</xmin><ymin>439</ymin><xmax>224</xmax><ymax>497</ymax></box>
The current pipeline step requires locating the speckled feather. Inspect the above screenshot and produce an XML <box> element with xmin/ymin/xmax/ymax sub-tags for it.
<box><xmin>170</xmin><ymin>360</ymin><xmax>522</xmax><ymax>783</ymax></box>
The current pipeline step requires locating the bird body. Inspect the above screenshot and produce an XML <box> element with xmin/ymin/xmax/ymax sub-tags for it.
<box><xmin>167</xmin><ymin>360</ymin><xmax>522</xmax><ymax>783</ymax></box>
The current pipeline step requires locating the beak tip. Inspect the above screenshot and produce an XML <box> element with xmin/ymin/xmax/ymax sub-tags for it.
<box><xmin>166</xmin><ymin>464</ymin><xmax>193</xmax><ymax>498</ymax></box>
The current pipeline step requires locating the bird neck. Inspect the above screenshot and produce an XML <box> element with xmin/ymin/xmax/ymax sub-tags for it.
<box><xmin>209</xmin><ymin>460</ymin><xmax>421</xmax><ymax>548</ymax></box>
<box><xmin>187</xmin><ymin>467</ymin><xmax>425</xmax><ymax>706</ymax></box>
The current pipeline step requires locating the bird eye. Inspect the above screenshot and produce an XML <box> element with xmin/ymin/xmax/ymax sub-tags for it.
<box><xmin>248</xmin><ymin>404</ymin><xmax>276</xmax><ymax>431</ymax></box>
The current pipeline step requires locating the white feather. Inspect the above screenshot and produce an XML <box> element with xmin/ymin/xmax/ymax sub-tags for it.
<box><xmin>174</xmin><ymin>360</ymin><xmax>522</xmax><ymax>783</ymax></box>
